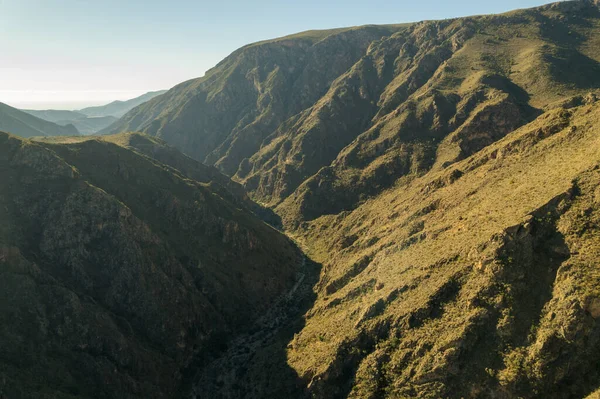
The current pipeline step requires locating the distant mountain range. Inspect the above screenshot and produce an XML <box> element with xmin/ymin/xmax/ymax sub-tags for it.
<box><xmin>0</xmin><ymin>102</ymin><xmax>80</xmax><ymax>138</ymax></box>
<box><xmin>21</xmin><ymin>90</ymin><xmax>166</xmax><ymax>135</ymax></box>
<box><xmin>77</xmin><ymin>90</ymin><xmax>168</xmax><ymax>118</ymax></box>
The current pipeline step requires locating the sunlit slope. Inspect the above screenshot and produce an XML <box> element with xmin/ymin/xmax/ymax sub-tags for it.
<box><xmin>106</xmin><ymin>2</ymin><xmax>600</xmax><ymax>225</ymax></box>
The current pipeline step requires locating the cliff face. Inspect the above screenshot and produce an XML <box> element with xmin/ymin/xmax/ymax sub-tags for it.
<box><xmin>0</xmin><ymin>132</ymin><xmax>299</xmax><ymax>398</ymax></box>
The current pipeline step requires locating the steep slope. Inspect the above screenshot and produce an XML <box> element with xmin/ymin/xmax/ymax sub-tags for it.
<box><xmin>0</xmin><ymin>131</ymin><xmax>300</xmax><ymax>398</ymax></box>
<box><xmin>106</xmin><ymin>1</ymin><xmax>600</xmax><ymax>220</ymax></box>
<box><xmin>80</xmin><ymin>90</ymin><xmax>167</xmax><ymax>118</ymax></box>
<box><xmin>102</xmin><ymin>25</ymin><xmax>405</xmax><ymax>170</ymax></box>
<box><xmin>284</xmin><ymin>98</ymin><xmax>600</xmax><ymax>399</ymax></box>
<box><xmin>197</xmin><ymin>92</ymin><xmax>600</xmax><ymax>399</ymax></box>
<box><xmin>23</xmin><ymin>109</ymin><xmax>118</xmax><ymax>135</ymax></box>
<box><xmin>276</xmin><ymin>1</ymin><xmax>600</xmax><ymax>224</ymax></box>
<box><xmin>0</xmin><ymin>102</ymin><xmax>80</xmax><ymax>138</ymax></box>
<box><xmin>35</xmin><ymin>132</ymin><xmax>281</xmax><ymax>225</ymax></box>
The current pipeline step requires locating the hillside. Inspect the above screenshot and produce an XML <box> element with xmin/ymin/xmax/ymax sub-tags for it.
<box><xmin>187</xmin><ymin>92</ymin><xmax>600</xmax><ymax>399</ymax></box>
<box><xmin>5</xmin><ymin>0</ymin><xmax>600</xmax><ymax>398</ymax></box>
<box><xmin>104</xmin><ymin>1</ymin><xmax>600</xmax><ymax>220</ymax></box>
<box><xmin>280</xmin><ymin>97</ymin><xmax>600</xmax><ymax>398</ymax></box>
<box><xmin>0</xmin><ymin>131</ymin><xmax>300</xmax><ymax>398</ymax></box>
<box><xmin>80</xmin><ymin>90</ymin><xmax>167</xmax><ymax>118</ymax></box>
<box><xmin>102</xmin><ymin>0</ymin><xmax>600</xmax><ymax>397</ymax></box>
<box><xmin>0</xmin><ymin>102</ymin><xmax>80</xmax><ymax>138</ymax></box>
<box><xmin>35</xmin><ymin>132</ymin><xmax>281</xmax><ymax>224</ymax></box>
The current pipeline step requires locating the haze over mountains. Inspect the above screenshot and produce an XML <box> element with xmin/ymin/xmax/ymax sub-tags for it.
<box><xmin>77</xmin><ymin>90</ymin><xmax>168</xmax><ymax>118</ymax></box>
<box><xmin>21</xmin><ymin>90</ymin><xmax>167</xmax><ymax>135</ymax></box>
<box><xmin>0</xmin><ymin>102</ymin><xmax>80</xmax><ymax>138</ymax></box>
<box><xmin>2</xmin><ymin>1</ymin><xmax>600</xmax><ymax>398</ymax></box>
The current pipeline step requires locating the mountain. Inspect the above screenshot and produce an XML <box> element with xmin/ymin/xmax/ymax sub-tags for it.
<box><xmin>101</xmin><ymin>25</ymin><xmax>404</xmax><ymax>167</ymax></box>
<box><xmin>102</xmin><ymin>1</ymin><xmax>600</xmax><ymax>397</ymax></box>
<box><xmin>190</xmin><ymin>94</ymin><xmax>600</xmax><ymax>399</ymax></box>
<box><xmin>104</xmin><ymin>0</ymin><xmax>600</xmax><ymax>218</ymax></box>
<box><xmin>0</xmin><ymin>102</ymin><xmax>80</xmax><ymax>138</ymax></box>
<box><xmin>62</xmin><ymin>115</ymin><xmax>119</xmax><ymax>135</ymax></box>
<box><xmin>23</xmin><ymin>109</ymin><xmax>118</xmax><ymax>135</ymax></box>
<box><xmin>5</xmin><ymin>1</ymin><xmax>600</xmax><ymax>398</ymax></box>
<box><xmin>280</xmin><ymin>98</ymin><xmax>600</xmax><ymax>399</ymax></box>
<box><xmin>79</xmin><ymin>90</ymin><xmax>167</xmax><ymax>118</ymax></box>
<box><xmin>0</xmin><ymin>130</ymin><xmax>301</xmax><ymax>398</ymax></box>
<box><xmin>21</xmin><ymin>91</ymin><xmax>167</xmax><ymax>135</ymax></box>
<box><xmin>21</xmin><ymin>109</ymin><xmax>87</xmax><ymax>123</ymax></box>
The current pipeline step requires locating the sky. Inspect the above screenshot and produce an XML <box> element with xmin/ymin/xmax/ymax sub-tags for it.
<box><xmin>0</xmin><ymin>0</ymin><xmax>555</xmax><ymax>110</ymax></box>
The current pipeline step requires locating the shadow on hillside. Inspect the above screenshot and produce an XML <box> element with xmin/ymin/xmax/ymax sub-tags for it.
<box><xmin>180</xmin><ymin>255</ymin><xmax>321</xmax><ymax>399</ymax></box>
<box><xmin>546</xmin><ymin>49</ymin><xmax>600</xmax><ymax>90</ymax></box>
<box><xmin>535</xmin><ymin>7</ymin><xmax>600</xmax><ymax>47</ymax></box>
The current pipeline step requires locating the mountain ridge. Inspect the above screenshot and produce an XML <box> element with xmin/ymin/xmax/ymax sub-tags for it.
<box><xmin>20</xmin><ymin>91</ymin><xmax>167</xmax><ymax>135</ymax></box>
<box><xmin>79</xmin><ymin>90</ymin><xmax>167</xmax><ymax>118</ymax></box>
<box><xmin>4</xmin><ymin>1</ymin><xmax>600</xmax><ymax>398</ymax></box>
<box><xmin>0</xmin><ymin>130</ymin><xmax>300</xmax><ymax>398</ymax></box>
<box><xmin>105</xmin><ymin>0</ymin><xmax>600</xmax><ymax>221</ymax></box>
<box><xmin>0</xmin><ymin>102</ymin><xmax>80</xmax><ymax>138</ymax></box>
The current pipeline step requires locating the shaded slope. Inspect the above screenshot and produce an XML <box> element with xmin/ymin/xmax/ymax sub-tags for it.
<box><xmin>35</xmin><ymin>132</ymin><xmax>281</xmax><ymax>225</ymax></box>
<box><xmin>0</xmin><ymin>131</ymin><xmax>299</xmax><ymax>398</ymax></box>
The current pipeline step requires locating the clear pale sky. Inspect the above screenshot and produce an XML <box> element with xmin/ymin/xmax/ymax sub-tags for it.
<box><xmin>1</xmin><ymin>0</ymin><xmax>554</xmax><ymax>110</ymax></box>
